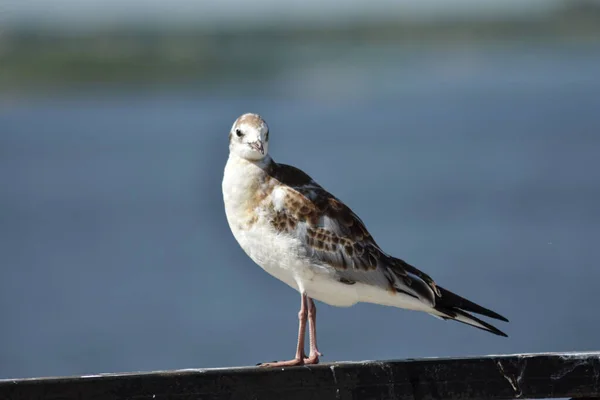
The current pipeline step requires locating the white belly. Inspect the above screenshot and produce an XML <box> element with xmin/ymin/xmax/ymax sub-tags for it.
<box><xmin>225</xmin><ymin>210</ymin><xmax>362</xmax><ymax>307</ymax></box>
<box><xmin>230</xmin><ymin>220</ymin><xmax>306</xmax><ymax>290</ymax></box>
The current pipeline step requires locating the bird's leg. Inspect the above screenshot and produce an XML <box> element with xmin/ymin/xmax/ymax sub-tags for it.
<box><xmin>259</xmin><ymin>293</ymin><xmax>308</xmax><ymax>367</ymax></box>
<box><xmin>304</xmin><ymin>297</ymin><xmax>322</xmax><ymax>365</ymax></box>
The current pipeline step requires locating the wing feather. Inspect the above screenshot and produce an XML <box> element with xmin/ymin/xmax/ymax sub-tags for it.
<box><xmin>266</xmin><ymin>162</ymin><xmax>437</xmax><ymax>305</ymax></box>
<box><xmin>260</xmin><ymin>160</ymin><xmax>507</xmax><ymax>335</ymax></box>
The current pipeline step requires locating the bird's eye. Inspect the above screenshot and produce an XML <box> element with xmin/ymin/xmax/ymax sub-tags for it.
<box><xmin>265</xmin><ymin>131</ymin><xmax>269</xmax><ymax>141</ymax></box>
<box><xmin>235</xmin><ymin>129</ymin><xmax>244</xmax><ymax>138</ymax></box>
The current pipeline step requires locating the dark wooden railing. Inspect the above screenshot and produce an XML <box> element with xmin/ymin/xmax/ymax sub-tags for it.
<box><xmin>1</xmin><ymin>352</ymin><xmax>599</xmax><ymax>399</ymax></box>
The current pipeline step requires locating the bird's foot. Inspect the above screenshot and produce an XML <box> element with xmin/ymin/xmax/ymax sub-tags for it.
<box><xmin>304</xmin><ymin>350</ymin><xmax>322</xmax><ymax>365</ymax></box>
<box><xmin>258</xmin><ymin>357</ymin><xmax>305</xmax><ymax>368</ymax></box>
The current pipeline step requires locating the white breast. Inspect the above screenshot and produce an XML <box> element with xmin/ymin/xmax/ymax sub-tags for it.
<box><xmin>222</xmin><ymin>155</ymin><xmax>308</xmax><ymax>291</ymax></box>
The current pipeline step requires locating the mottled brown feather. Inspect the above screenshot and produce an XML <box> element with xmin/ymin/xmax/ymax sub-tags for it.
<box><xmin>264</xmin><ymin>161</ymin><xmax>393</xmax><ymax>273</ymax></box>
<box><xmin>254</xmin><ymin>160</ymin><xmax>440</xmax><ymax>303</ymax></box>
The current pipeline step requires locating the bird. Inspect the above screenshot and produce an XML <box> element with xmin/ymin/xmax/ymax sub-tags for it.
<box><xmin>222</xmin><ymin>113</ymin><xmax>508</xmax><ymax>367</ymax></box>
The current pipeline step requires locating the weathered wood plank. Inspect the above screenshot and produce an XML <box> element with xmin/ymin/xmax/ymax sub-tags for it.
<box><xmin>1</xmin><ymin>352</ymin><xmax>599</xmax><ymax>400</ymax></box>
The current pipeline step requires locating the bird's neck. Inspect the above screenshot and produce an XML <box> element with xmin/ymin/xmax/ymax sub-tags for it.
<box><xmin>223</xmin><ymin>153</ymin><xmax>276</xmax><ymax>230</ymax></box>
<box><xmin>226</xmin><ymin>153</ymin><xmax>274</xmax><ymax>176</ymax></box>
<box><xmin>223</xmin><ymin>153</ymin><xmax>275</xmax><ymax>201</ymax></box>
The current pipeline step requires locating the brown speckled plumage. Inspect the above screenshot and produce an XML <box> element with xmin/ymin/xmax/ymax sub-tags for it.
<box><xmin>263</xmin><ymin>162</ymin><xmax>379</xmax><ymax>271</ymax></box>
<box><xmin>253</xmin><ymin>159</ymin><xmax>441</xmax><ymax>303</ymax></box>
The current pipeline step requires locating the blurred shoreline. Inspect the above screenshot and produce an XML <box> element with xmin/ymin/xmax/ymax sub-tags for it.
<box><xmin>2</xmin><ymin>0</ymin><xmax>600</xmax><ymax>380</ymax></box>
<box><xmin>1</xmin><ymin>1</ymin><xmax>600</xmax><ymax>94</ymax></box>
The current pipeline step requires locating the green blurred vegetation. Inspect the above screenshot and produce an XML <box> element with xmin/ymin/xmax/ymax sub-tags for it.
<box><xmin>1</xmin><ymin>0</ymin><xmax>600</xmax><ymax>93</ymax></box>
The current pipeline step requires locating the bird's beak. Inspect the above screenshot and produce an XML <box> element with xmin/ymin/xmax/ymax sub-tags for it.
<box><xmin>249</xmin><ymin>140</ymin><xmax>264</xmax><ymax>155</ymax></box>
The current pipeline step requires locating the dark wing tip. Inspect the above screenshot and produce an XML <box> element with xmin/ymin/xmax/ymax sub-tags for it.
<box><xmin>494</xmin><ymin>314</ymin><xmax>510</xmax><ymax>323</ymax></box>
<box><xmin>472</xmin><ymin>314</ymin><xmax>509</xmax><ymax>337</ymax></box>
<box><xmin>437</xmin><ymin>307</ymin><xmax>509</xmax><ymax>337</ymax></box>
<box><xmin>437</xmin><ymin>285</ymin><xmax>509</xmax><ymax>322</ymax></box>
<box><xmin>480</xmin><ymin>324</ymin><xmax>509</xmax><ymax>337</ymax></box>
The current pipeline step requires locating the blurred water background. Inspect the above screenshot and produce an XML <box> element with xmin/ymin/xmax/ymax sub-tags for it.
<box><xmin>1</xmin><ymin>0</ymin><xmax>600</xmax><ymax>379</ymax></box>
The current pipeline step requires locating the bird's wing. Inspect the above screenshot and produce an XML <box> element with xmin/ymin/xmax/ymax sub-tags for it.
<box><xmin>266</xmin><ymin>162</ymin><xmax>438</xmax><ymax>306</ymax></box>
<box><xmin>265</xmin><ymin>162</ymin><xmax>509</xmax><ymax>336</ymax></box>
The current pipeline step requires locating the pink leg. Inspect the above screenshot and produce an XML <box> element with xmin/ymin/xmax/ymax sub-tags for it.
<box><xmin>304</xmin><ymin>297</ymin><xmax>322</xmax><ymax>365</ymax></box>
<box><xmin>259</xmin><ymin>294</ymin><xmax>308</xmax><ymax>367</ymax></box>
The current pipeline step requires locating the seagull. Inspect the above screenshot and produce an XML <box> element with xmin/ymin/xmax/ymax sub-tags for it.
<box><xmin>222</xmin><ymin>113</ymin><xmax>508</xmax><ymax>367</ymax></box>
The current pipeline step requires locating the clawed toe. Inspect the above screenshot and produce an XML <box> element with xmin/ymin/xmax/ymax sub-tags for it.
<box><xmin>258</xmin><ymin>358</ymin><xmax>305</xmax><ymax>368</ymax></box>
<box><xmin>256</xmin><ymin>361</ymin><xmax>278</xmax><ymax>366</ymax></box>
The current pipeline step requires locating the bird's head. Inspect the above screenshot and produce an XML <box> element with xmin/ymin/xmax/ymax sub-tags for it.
<box><xmin>229</xmin><ymin>113</ymin><xmax>270</xmax><ymax>161</ymax></box>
